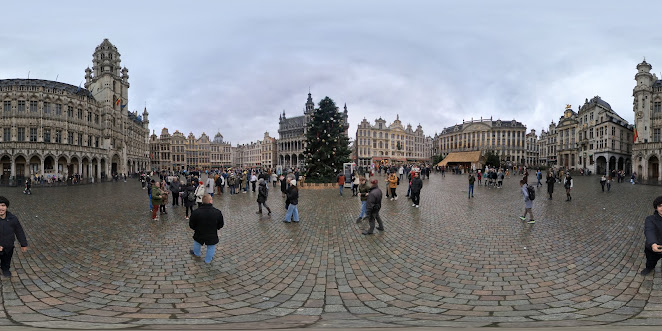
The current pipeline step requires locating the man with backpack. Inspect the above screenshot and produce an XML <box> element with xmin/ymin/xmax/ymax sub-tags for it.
<box><xmin>519</xmin><ymin>179</ymin><xmax>535</xmax><ymax>224</ymax></box>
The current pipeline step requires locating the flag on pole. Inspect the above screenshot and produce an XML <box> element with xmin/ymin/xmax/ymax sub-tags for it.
<box><xmin>76</xmin><ymin>83</ymin><xmax>81</xmax><ymax>93</ymax></box>
<box><xmin>116</xmin><ymin>98</ymin><xmax>121</xmax><ymax>106</ymax></box>
<box><xmin>121</xmin><ymin>104</ymin><xmax>127</xmax><ymax>109</ymax></box>
<box><xmin>633</xmin><ymin>124</ymin><xmax>638</xmax><ymax>142</ymax></box>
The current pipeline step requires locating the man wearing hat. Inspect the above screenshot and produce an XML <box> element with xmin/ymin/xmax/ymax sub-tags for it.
<box><xmin>363</xmin><ymin>179</ymin><xmax>384</xmax><ymax>235</ymax></box>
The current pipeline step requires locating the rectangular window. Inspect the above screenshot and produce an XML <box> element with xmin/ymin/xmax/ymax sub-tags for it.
<box><xmin>655</xmin><ymin>101</ymin><xmax>661</xmax><ymax>113</ymax></box>
<box><xmin>68</xmin><ymin>132</ymin><xmax>74</xmax><ymax>144</ymax></box>
<box><xmin>55</xmin><ymin>130</ymin><xmax>62</xmax><ymax>143</ymax></box>
<box><xmin>44</xmin><ymin>129</ymin><xmax>51</xmax><ymax>143</ymax></box>
<box><xmin>30</xmin><ymin>101</ymin><xmax>38</xmax><ymax>112</ymax></box>
<box><xmin>77</xmin><ymin>109</ymin><xmax>82</xmax><ymax>119</ymax></box>
<box><xmin>67</xmin><ymin>106</ymin><xmax>73</xmax><ymax>117</ymax></box>
<box><xmin>78</xmin><ymin>133</ymin><xmax>83</xmax><ymax>146</ymax></box>
<box><xmin>87</xmin><ymin>111</ymin><xmax>92</xmax><ymax>122</ymax></box>
<box><xmin>29</xmin><ymin>128</ymin><xmax>37</xmax><ymax>142</ymax></box>
<box><xmin>87</xmin><ymin>136</ymin><xmax>92</xmax><ymax>146</ymax></box>
<box><xmin>56</xmin><ymin>104</ymin><xmax>62</xmax><ymax>115</ymax></box>
<box><xmin>3</xmin><ymin>101</ymin><xmax>10</xmax><ymax>112</ymax></box>
<box><xmin>44</xmin><ymin>102</ymin><xmax>51</xmax><ymax>114</ymax></box>
<box><xmin>655</xmin><ymin>129</ymin><xmax>661</xmax><ymax>143</ymax></box>
<box><xmin>17</xmin><ymin>127</ymin><xmax>25</xmax><ymax>142</ymax></box>
<box><xmin>95</xmin><ymin>137</ymin><xmax>99</xmax><ymax>148</ymax></box>
<box><xmin>17</xmin><ymin>101</ymin><xmax>25</xmax><ymax>112</ymax></box>
<box><xmin>94</xmin><ymin>114</ymin><xmax>99</xmax><ymax>124</ymax></box>
<box><xmin>3</xmin><ymin>128</ymin><xmax>10</xmax><ymax>142</ymax></box>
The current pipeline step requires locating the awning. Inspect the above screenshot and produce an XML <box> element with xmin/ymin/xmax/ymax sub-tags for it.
<box><xmin>437</xmin><ymin>151</ymin><xmax>483</xmax><ymax>167</ymax></box>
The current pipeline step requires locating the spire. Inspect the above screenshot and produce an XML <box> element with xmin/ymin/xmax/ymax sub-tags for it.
<box><xmin>305</xmin><ymin>91</ymin><xmax>314</xmax><ymax>114</ymax></box>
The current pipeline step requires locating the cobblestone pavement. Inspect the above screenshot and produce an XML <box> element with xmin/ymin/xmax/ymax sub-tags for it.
<box><xmin>0</xmin><ymin>173</ymin><xmax>660</xmax><ymax>329</ymax></box>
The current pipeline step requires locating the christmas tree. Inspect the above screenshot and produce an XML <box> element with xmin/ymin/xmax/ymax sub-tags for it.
<box><xmin>304</xmin><ymin>97</ymin><xmax>351</xmax><ymax>183</ymax></box>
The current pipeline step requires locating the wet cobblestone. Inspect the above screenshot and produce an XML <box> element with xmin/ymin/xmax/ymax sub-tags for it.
<box><xmin>0</xmin><ymin>173</ymin><xmax>660</xmax><ymax>328</ymax></box>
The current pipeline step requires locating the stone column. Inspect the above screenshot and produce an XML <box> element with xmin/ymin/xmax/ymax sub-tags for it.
<box><xmin>97</xmin><ymin>161</ymin><xmax>101</xmax><ymax>182</ymax></box>
<box><xmin>40</xmin><ymin>157</ymin><xmax>45</xmax><ymax>177</ymax></box>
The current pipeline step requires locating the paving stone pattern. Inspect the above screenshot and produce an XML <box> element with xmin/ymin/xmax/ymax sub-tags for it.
<box><xmin>0</xmin><ymin>173</ymin><xmax>660</xmax><ymax>329</ymax></box>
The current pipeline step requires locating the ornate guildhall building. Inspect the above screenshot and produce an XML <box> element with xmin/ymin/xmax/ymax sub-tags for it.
<box><xmin>0</xmin><ymin>39</ymin><xmax>150</xmax><ymax>185</ymax></box>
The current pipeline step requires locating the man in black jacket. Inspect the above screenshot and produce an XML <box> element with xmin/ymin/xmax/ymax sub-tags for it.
<box><xmin>0</xmin><ymin>196</ymin><xmax>28</xmax><ymax>277</ymax></box>
<box><xmin>189</xmin><ymin>194</ymin><xmax>224</xmax><ymax>264</ymax></box>
<box><xmin>363</xmin><ymin>179</ymin><xmax>384</xmax><ymax>235</ymax></box>
<box><xmin>410</xmin><ymin>172</ymin><xmax>423</xmax><ymax>208</ymax></box>
<box><xmin>642</xmin><ymin>196</ymin><xmax>662</xmax><ymax>275</ymax></box>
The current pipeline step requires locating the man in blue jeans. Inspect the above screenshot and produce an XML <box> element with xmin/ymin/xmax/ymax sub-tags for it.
<box><xmin>468</xmin><ymin>172</ymin><xmax>475</xmax><ymax>198</ymax></box>
<box><xmin>189</xmin><ymin>194</ymin><xmax>224</xmax><ymax>263</ymax></box>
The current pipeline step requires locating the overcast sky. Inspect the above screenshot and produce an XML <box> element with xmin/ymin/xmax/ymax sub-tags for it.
<box><xmin>2</xmin><ymin>1</ymin><xmax>660</xmax><ymax>144</ymax></box>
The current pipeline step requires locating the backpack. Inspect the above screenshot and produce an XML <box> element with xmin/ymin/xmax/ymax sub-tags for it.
<box><xmin>187</xmin><ymin>190</ymin><xmax>196</xmax><ymax>202</ymax></box>
<box><xmin>526</xmin><ymin>185</ymin><xmax>535</xmax><ymax>201</ymax></box>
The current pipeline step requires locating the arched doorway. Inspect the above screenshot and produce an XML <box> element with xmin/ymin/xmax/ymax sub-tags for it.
<box><xmin>284</xmin><ymin>155</ymin><xmax>291</xmax><ymax>168</ymax></box>
<box><xmin>648</xmin><ymin>156</ymin><xmax>659</xmax><ymax>180</ymax></box>
<box><xmin>29</xmin><ymin>155</ymin><xmax>41</xmax><ymax>177</ymax></box>
<box><xmin>596</xmin><ymin>156</ymin><xmax>607</xmax><ymax>175</ymax></box>
<box><xmin>111</xmin><ymin>154</ymin><xmax>120</xmax><ymax>177</ymax></box>
<box><xmin>1</xmin><ymin>155</ymin><xmax>11</xmax><ymax>185</ymax></box>
<box><xmin>14</xmin><ymin>155</ymin><xmax>27</xmax><ymax>184</ymax></box>
<box><xmin>44</xmin><ymin>155</ymin><xmax>55</xmax><ymax>175</ymax></box>
<box><xmin>291</xmin><ymin>154</ymin><xmax>298</xmax><ymax>168</ymax></box>
<box><xmin>57</xmin><ymin>156</ymin><xmax>67</xmax><ymax>180</ymax></box>
<box><xmin>609</xmin><ymin>156</ymin><xmax>616</xmax><ymax>174</ymax></box>
<box><xmin>100</xmin><ymin>158</ymin><xmax>107</xmax><ymax>180</ymax></box>
<box><xmin>618</xmin><ymin>157</ymin><xmax>624</xmax><ymax>171</ymax></box>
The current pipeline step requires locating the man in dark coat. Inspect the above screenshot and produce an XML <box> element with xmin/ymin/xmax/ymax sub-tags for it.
<box><xmin>363</xmin><ymin>179</ymin><xmax>384</xmax><ymax>235</ymax></box>
<box><xmin>642</xmin><ymin>196</ymin><xmax>662</xmax><ymax>275</ymax></box>
<box><xmin>256</xmin><ymin>179</ymin><xmax>272</xmax><ymax>216</ymax></box>
<box><xmin>189</xmin><ymin>194</ymin><xmax>224</xmax><ymax>264</ymax></box>
<box><xmin>410</xmin><ymin>172</ymin><xmax>423</xmax><ymax>208</ymax></box>
<box><xmin>0</xmin><ymin>196</ymin><xmax>28</xmax><ymax>277</ymax></box>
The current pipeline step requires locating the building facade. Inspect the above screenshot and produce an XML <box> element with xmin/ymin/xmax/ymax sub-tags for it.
<box><xmin>434</xmin><ymin>118</ymin><xmax>527</xmax><ymax>167</ymax></box>
<box><xmin>0</xmin><ymin>39</ymin><xmax>149</xmax><ymax>185</ymax></box>
<box><xmin>278</xmin><ymin>92</ymin><xmax>348</xmax><ymax>169</ymax></box>
<box><xmin>210</xmin><ymin>133</ymin><xmax>233</xmax><ymax>169</ymax></box>
<box><xmin>355</xmin><ymin>115</ymin><xmax>430</xmax><ymax>166</ymax></box>
<box><xmin>525</xmin><ymin>129</ymin><xmax>539</xmax><ymax>167</ymax></box>
<box><xmin>576</xmin><ymin>96</ymin><xmax>632</xmax><ymax>175</ymax></box>
<box><xmin>633</xmin><ymin>60</ymin><xmax>662</xmax><ymax>180</ymax></box>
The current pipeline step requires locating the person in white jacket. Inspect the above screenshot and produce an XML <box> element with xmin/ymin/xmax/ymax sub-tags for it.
<box><xmin>205</xmin><ymin>177</ymin><xmax>215</xmax><ymax>197</ymax></box>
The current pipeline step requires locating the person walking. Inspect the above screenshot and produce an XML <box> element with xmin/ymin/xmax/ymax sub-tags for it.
<box><xmin>410</xmin><ymin>172</ymin><xmax>423</xmax><ymax>208</ymax></box>
<box><xmin>147</xmin><ymin>178</ymin><xmax>153</xmax><ymax>211</ymax></box>
<box><xmin>546</xmin><ymin>172</ymin><xmax>555</xmax><ymax>200</ymax></box>
<box><xmin>468</xmin><ymin>172</ymin><xmax>475</xmax><ymax>199</ymax></box>
<box><xmin>356</xmin><ymin>176</ymin><xmax>370</xmax><ymax>223</ymax></box>
<box><xmin>519</xmin><ymin>180</ymin><xmax>535</xmax><ymax>224</ymax></box>
<box><xmin>151</xmin><ymin>181</ymin><xmax>163</xmax><ymax>221</ymax></box>
<box><xmin>0</xmin><ymin>196</ymin><xmax>28</xmax><ymax>277</ymax></box>
<box><xmin>256</xmin><ymin>179</ymin><xmax>272</xmax><ymax>216</ymax></box>
<box><xmin>641</xmin><ymin>196</ymin><xmax>662</xmax><ymax>275</ymax></box>
<box><xmin>600</xmin><ymin>175</ymin><xmax>607</xmax><ymax>192</ymax></box>
<box><xmin>283</xmin><ymin>180</ymin><xmax>299</xmax><ymax>223</ymax></box>
<box><xmin>184</xmin><ymin>181</ymin><xmax>196</xmax><ymax>220</ymax></box>
<box><xmin>337</xmin><ymin>172</ymin><xmax>346</xmax><ymax>196</ymax></box>
<box><xmin>189</xmin><ymin>194</ymin><xmax>224</xmax><ymax>264</ymax></box>
<box><xmin>607</xmin><ymin>176</ymin><xmax>612</xmax><ymax>192</ymax></box>
<box><xmin>170</xmin><ymin>177</ymin><xmax>181</xmax><ymax>206</ymax></box>
<box><xmin>362</xmin><ymin>179</ymin><xmax>384</xmax><ymax>235</ymax></box>
<box><xmin>387</xmin><ymin>172</ymin><xmax>398</xmax><ymax>201</ymax></box>
<box><xmin>563</xmin><ymin>173</ymin><xmax>573</xmax><ymax>201</ymax></box>
<box><xmin>351</xmin><ymin>172</ymin><xmax>359</xmax><ymax>196</ymax></box>
<box><xmin>23</xmin><ymin>177</ymin><xmax>32</xmax><ymax>195</ymax></box>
